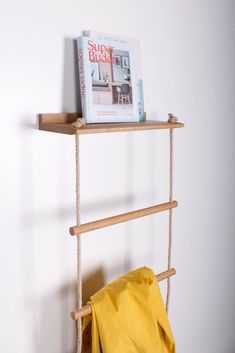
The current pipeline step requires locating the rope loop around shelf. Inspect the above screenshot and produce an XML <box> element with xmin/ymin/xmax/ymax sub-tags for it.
<box><xmin>72</xmin><ymin>117</ymin><xmax>86</xmax><ymax>128</ymax></box>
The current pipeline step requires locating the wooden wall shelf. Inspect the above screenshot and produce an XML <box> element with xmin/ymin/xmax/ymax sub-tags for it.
<box><xmin>38</xmin><ymin>113</ymin><xmax>184</xmax><ymax>135</ymax></box>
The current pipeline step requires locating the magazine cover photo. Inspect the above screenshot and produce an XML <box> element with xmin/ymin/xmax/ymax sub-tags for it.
<box><xmin>91</xmin><ymin>48</ymin><xmax>133</xmax><ymax>106</ymax></box>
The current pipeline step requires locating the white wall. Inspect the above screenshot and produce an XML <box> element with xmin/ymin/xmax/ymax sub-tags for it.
<box><xmin>1</xmin><ymin>0</ymin><xmax>235</xmax><ymax>352</ymax></box>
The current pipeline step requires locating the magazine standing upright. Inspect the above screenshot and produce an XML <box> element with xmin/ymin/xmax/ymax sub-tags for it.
<box><xmin>38</xmin><ymin>113</ymin><xmax>184</xmax><ymax>351</ymax></box>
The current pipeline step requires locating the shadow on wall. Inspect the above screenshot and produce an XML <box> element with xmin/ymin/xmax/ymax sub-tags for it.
<box><xmin>62</xmin><ymin>37</ymin><xmax>81</xmax><ymax>114</ymax></box>
<box><xmin>82</xmin><ymin>267</ymin><xmax>105</xmax><ymax>304</ymax></box>
<box><xmin>80</xmin><ymin>268</ymin><xmax>105</xmax><ymax>353</ymax></box>
<box><xmin>19</xmin><ymin>36</ymin><xmax>81</xmax><ymax>352</ymax></box>
<box><xmin>19</xmin><ymin>120</ymin><xmax>77</xmax><ymax>353</ymax></box>
<box><xmin>20</xmin><ymin>194</ymin><xmax>140</xmax><ymax>228</ymax></box>
<box><xmin>41</xmin><ymin>38</ymin><xmax>83</xmax><ymax>353</ymax></box>
<box><xmin>35</xmin><ymin>282</ymin><xmax>77</xmax><ymax>353</ymax></box>
<box><xmin>19</xmin><ymin>36</ymin><xmax>158</xmax><ymax>353</ymax></box>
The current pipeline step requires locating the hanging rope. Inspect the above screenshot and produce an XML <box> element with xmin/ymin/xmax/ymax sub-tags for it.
<box><xmin>73</xmin><ymin>115</ymin><xmax>175</xmax><ymax>334</ymax></box>
<box><xmin>166</xmin><ymin>114</ymin><xmax>177</xmax><ymax>312</ymax></box>
<box><xmin>75</xmin><ymin>131</ymin><xmax>82</xmax><ymax>353</ymax></box>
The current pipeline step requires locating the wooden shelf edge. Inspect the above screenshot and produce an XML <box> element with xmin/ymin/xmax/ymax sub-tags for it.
<box><xmin>38</xmin><ymin>113</ymin><xmax>184</xmax><ymax>135</ymax></box>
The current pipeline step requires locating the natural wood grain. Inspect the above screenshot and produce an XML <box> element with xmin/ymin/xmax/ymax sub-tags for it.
<box><xmin>70</xmin><ymin>201</ymin><xmax>178</xmax><ymax>235</ymax></box>
<box><xmin>38</xmin><ymin>113</ymin><xmax>81</xmax><ymax>135</ymax></box>
<box><xmin>38</xmin><ymin>113</ymin><xmax>184</xmax><ymax>135</ymax></box>
<box><xmin>38</xmin><ymin>112</ymin><xmax>80</xmax><ymax>125</ymax></box>
<box><xmin>71</xmin><ymin>268</ymin><xmax>176</xmax><ymax>320</ymax></box>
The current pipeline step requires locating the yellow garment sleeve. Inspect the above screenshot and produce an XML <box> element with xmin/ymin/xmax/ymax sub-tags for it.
<box><xmin>83</xmin><ymin>267</ymin><xmax>176</xmax><ymax>353</ymax></box>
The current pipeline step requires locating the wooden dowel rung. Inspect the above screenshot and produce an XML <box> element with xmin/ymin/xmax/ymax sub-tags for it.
<box><xmin>71</xmin><ymin>268</ymin><xmax>176</xmax><ymax>320</ymax></box>
<box><xmin>70</xmin><ymin>200</ymin><xmax>178</xmax><ymax>236</ymax></box>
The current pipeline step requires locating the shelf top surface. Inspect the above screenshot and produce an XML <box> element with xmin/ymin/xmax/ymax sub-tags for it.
<box><xmin>38</xmin><ymin>113</ymin><xmax>184</xmax><ymax>135</ymax></box>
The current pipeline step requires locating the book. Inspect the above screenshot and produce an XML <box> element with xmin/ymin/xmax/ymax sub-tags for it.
<box><xmin>77</xmin><ymin>32</ymin><xmax>145</xmax><ymax>124</ymax></box>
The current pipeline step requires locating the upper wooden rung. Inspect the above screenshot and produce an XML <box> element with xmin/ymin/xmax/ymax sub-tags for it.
<box><xmin>38</xmin><ymin>113</ymin><xmax>184</xmax><ymax>135</ymax></box>
<box><xmin>70</xmin><ymin>201</ymin><xmax>177</xmax><ymax>236</ymax></box>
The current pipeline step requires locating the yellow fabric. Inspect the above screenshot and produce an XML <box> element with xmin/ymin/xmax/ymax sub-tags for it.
<box><xmin>83</xmin><ymin>267</ymin><xmax>176</xmax><ymax>353</ymax></box>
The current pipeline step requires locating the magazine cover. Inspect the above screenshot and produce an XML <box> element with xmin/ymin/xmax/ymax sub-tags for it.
<box><xmin>77</xmin><ymin>33</ymin><xmax>144</xmax><ymax>124</ymax></box>
<box><xmin>83</xmin><ymin>30</ymin><xmax>145</xmax><ymax>122</ymax></box>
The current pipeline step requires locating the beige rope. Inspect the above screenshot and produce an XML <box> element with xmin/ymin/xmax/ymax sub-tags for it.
<box><xmin>74</xmin><ymin>115</ymin><xmax>175</xmax><ymax>331</ymax></box>
<box><xmin>166</xmin><ymin>114</ymin><xmax>176</xmax><ymax>312</ymax></box>
<box><xmin>75</xmin><ymin>132</ymin><xmax>82</xmax><ymax>353</ymax></box>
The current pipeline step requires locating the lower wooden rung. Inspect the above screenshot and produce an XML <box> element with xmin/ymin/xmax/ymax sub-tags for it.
<box><xmin>71</xmin><ymin>267</ymin><xmax>176</xmax><ymax>320</ymax></box>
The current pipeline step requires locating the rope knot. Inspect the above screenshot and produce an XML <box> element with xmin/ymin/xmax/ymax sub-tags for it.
<box><xmin>168</xmin><ymin>113</ymin><xmax>178</xmax><ymax>123</ymax></box>
<box><xmin>72</xmin><ymin>117</ymin><xmax>86</xmax><ymax>128</ymax></box>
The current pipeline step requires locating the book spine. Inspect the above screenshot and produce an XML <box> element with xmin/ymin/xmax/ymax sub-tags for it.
<box><xmin>138</xmin><ymin>79</ymin><xmax>145</xmax><ymax>121</ymax></box>
<box><xmin>77</xmin><ymin>37</ymin><xmax>88</xmax><ymax>122</ymax></box>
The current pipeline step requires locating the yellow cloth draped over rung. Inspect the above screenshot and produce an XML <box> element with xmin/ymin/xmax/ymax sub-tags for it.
<box><xmin>83</xmin><ymin>267</ymin><xmax>176</xmax><ymax>353</ymax></box>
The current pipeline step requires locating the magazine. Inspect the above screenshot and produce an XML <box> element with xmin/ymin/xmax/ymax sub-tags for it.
<box><xmin>77</xmin><ymin>32</ymin><xmax>144</xmax><ymax>124</ymax></box>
